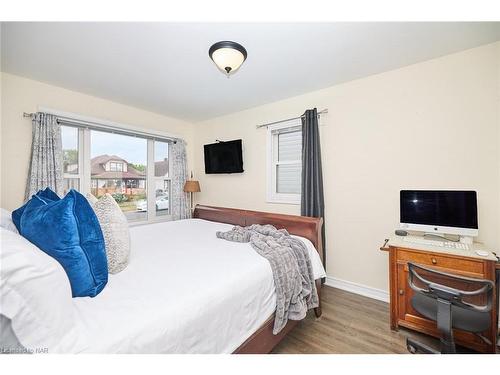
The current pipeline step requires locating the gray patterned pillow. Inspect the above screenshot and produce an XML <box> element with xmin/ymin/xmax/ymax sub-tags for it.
<box><xmin>87</xmin><ymin>193</ymin><xmax>130</xmax><ymax>274</ymax></box>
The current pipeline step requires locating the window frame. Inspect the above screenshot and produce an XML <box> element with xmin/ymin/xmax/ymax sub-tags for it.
<box><xmin>266</xmin><ymin>119</ymin><xmax>302</xmax><ymax>205</ymax></box>
<box><xmin>61</xmin><ymin>125</ymin><xmax>173</xmax><ymax>225</ymax></box>
<box><xmin>62</xmin><ymin>125</ymin><xmax>84</xmax><ymax>194</ymax></box>
<box><xmin>150</xmin><ymin>139</ymin><xmax>172</xmax><ymax>219</ymax></box>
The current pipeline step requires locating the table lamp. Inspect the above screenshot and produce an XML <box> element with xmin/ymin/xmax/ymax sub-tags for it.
<box><xmin>183</xmin><ymin>179</ymin><xmax>201</xmax><ymax>211</ymax></box>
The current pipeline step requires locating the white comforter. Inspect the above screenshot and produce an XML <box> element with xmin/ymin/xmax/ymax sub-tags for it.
<box><xmin>70</xmin><ymin>219</ymin><xmax>326</xmax><ymax>353</ymax></box>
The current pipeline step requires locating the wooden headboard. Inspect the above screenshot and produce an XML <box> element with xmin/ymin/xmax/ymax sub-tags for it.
<box><xmin>193</xmin><ymin>205</ymin><xmax>324</xmax><ymax>265</ymax></box>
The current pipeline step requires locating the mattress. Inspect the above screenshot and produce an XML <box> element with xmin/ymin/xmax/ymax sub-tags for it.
<box><xmin>70</xmin><ymin>218</ymin><xmax>326</xmax><ymax>353</ymax></box>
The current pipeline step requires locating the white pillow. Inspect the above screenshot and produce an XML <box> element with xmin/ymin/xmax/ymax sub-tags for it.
<box><xmin>0</xmin><ymin>228</ymin><xmax>82</xmax><ymax>352</ymax></box>
<box><xmin>87</xmin><ymin>194</ymin><xmax>130</xmax><ymax>274</ymax></box>
<box><xmin>0</xmin><ymin>208</ymin><xmax>18</xmax><ymax>234</ymax></box>
<box><xmin>86</xmin><ymin>194</ymin><xmax>98</xmax><ymax>205</ymax></box>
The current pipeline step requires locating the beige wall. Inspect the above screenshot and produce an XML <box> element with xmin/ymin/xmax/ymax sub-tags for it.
<box><xmin>193</xmin><ymin>42</ymin><xmax>500</xmax><ymax>292</ymax></box>
<box><xmin>1</xmin><ymin>43</ymin><xmax>499</xmax><ymax>293</ymax></box>
<box><xmin>0</xmin><ymin>73</ymin><xmax>194</xmax><ymax>211</ymax></box>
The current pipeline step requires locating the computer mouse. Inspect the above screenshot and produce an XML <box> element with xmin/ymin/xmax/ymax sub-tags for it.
<box><xmin>475</xmin><ymin>250</ymin><xmax>489</xmax><ymax>257</ymax></box>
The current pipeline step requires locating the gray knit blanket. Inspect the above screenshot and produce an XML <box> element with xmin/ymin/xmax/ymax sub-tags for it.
<box><xmin>216</xmin><ymin>224</ymin><xmax>319</xmax><ymax>334</ymax></box>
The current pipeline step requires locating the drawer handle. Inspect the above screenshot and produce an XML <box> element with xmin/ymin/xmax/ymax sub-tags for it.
<box><xmin>431</xmin><ymin>258</ymin><xmax>437</xmax><ymax>265</ymax></box>
<box><xmin>399</xmin><ymin>289</ymin><xmax>404</xmax><ymax>295</ymax></box>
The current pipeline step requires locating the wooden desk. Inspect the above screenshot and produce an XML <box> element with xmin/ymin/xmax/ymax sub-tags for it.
<box><xmin>381</xmin><ymin>236</ymin><xmax>499</xmax><ymax>353</ymax></box>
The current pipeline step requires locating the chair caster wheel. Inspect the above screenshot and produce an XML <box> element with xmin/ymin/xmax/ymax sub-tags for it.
<box><xmin>407</xmin><ymin>344</ymin><xmax>418</xmax><ymax>354</ymax></box>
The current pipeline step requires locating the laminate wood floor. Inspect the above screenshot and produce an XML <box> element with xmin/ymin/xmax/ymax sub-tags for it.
<box><xmin>271</xmin><ymin>286</ymin><xmax>481</xmax><ymax>354</ymax></box>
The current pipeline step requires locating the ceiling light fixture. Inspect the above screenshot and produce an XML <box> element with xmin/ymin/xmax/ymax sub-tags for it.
<box><xmin>209</xmin><ymin>41</ymin><xmax>247</xmax><ymax>77</ymax></box>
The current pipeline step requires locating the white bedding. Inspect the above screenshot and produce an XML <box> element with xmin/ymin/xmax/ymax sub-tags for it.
<box><xmin>68</xmin><ymin>219</ymin><xmax>325</xmax><ymax>353</ymax></box>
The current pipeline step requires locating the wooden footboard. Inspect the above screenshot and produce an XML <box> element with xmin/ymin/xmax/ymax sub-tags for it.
<box><xmin>192</xmin><ymin>205</ymin><xmax>324</xmax><ymax>354</ymax></box>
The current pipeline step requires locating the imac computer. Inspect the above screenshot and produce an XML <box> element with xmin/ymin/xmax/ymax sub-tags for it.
<box><xmin>400</xmin><ymin>190</ymin><xmax>478</xmax><ymax>245</ymax></box>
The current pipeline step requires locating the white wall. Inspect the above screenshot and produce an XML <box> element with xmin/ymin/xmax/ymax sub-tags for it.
<box><xmin>1</xmin><ymin>43</ymin><xmax>499</xmax><ymax>294</ymax></box>
<box><xmin>193</xmin><ymin>42</ymin><xmax>500</xmax><ymax>292</ymax></box>
<box><xmin>0</xmin><ymin>73</ymin><xmax>194</xmax><ymax>210</ymax></box>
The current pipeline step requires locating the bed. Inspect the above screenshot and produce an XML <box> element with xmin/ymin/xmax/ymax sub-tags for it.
<box><xmin>193</xmin><ymin>205</ymin><xmax>326</xmax><ymax>353</ymax></box>
<box><xmin>2</xmin><ymin>205</ymin><xmax>325</xmax><ymax>354</ymax></box>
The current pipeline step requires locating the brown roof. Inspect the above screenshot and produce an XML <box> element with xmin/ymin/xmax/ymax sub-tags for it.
<box><xmin>154</xmin><ymin>159</ymin><xmax>169</xmax><ymax>177</ymax></box>
<box><xmin>91</xmin><ymin>154</ymin><xmax>146</xmax><ymax>179</ymax></box>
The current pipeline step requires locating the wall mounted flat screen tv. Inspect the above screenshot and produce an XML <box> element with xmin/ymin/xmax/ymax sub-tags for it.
<box><xmin>204</xmin><ymin>139</ymin><xmax>244</xmax><ymax>174</ymax></box>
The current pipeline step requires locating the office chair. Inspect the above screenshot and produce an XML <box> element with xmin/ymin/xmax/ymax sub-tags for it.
<box><xmin>406</xmin><ymin>262</ymin><xmax>495</xmax><ymax>354</ymax></box>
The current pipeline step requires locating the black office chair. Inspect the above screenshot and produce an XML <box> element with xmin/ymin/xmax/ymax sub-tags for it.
<box><xmin>406</xmin><ymin>262</ymin><xmax>495</xmax><ymax>354</ymax></box>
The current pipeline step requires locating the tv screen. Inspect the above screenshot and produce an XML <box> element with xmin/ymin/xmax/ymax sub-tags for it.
<box><xmin>204</xmin><ymin>139</ymin><xmax>244</xmax><ymax>174</ymax></box>
<box><xmin>400</xmin><ymin>190</ymin><xmax>478</xmax><ymax>229</ymax></box>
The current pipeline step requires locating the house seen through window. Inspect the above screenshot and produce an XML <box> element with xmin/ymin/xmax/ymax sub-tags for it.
<box><xmin>61</xmin><ymin>125</ymin><xmax>171</xmax><ymax>222</ymax></box>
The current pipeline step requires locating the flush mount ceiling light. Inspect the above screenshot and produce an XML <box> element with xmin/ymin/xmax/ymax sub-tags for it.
<box><xmin>209</xmin><ymin>41</ymin><xmax>247</xmax><ymax>77</ymax></box>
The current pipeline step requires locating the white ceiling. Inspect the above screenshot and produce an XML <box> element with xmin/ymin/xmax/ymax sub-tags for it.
<box><xmin>2</xmin><ymin>22</ymin><xmax>500</xmax><ymax>122</ymax></box>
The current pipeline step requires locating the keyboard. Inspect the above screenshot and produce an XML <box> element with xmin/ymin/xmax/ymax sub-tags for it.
<box><xmin>402</xmin><ymin>237</ymin><xmax>470</xmax><ymax>250</ymax></box>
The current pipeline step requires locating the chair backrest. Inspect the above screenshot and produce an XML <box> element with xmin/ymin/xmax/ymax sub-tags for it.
<box><xmin>407</xmin><ymin>262</ymin><xmax>495</xmax><ymax>312</ymax></box>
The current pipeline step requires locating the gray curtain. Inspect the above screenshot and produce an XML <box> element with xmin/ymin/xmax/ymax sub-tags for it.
<box><xmin>171</xmin><ymin>140</ymin><xmax>191</xmax><ymax>220</ymax></box>
<box><xmin>25</xmin><ymin>112</ymin><xmax>63</xmax><ymax>201</ymax></box>
<box><xmin>301</xmin><ymin>108</ymin><xmax>326</xmax><ymax>264</ymax></box>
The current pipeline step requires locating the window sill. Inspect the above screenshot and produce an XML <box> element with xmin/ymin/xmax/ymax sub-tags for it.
<box><xmin>128</xmin><ymin>216</ymin><xmax>173</xmax><ymax>227</ymax></box>
<box><xmin>266</xmin><ymin>198</ymin><xmax>301</xmax><ymax>205</ymax></box>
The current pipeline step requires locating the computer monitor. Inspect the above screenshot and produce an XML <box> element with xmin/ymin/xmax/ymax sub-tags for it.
<box><xmin>400</xmin><ymin>190</ymin><xmax>478</xmax><ymax>237</ymax></box>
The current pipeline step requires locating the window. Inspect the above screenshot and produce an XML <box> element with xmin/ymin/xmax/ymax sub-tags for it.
<box><xmin>60</xmin><ymin>124</ymin><xmax>172</xmax><ymax>223</ymax></box>
<box><xmin>109</xmin><ymin>162</ymin><xmax>124</xmax><ymax>172</ymax></box>
<box><xmin>90</xmin><ymin>130</ymin><xmax>148</xmax><ymax>222</ymax></box>
<box><xmin>267</xmin><ymin>119</ymin><xmax>302</xmax><ymax>204</ymax></box>
<box><xmin>62</xmin><ymin>126</ymin><xmax>82</xmax><ymax>195</ymax></box>
<box><xmin>153</xmin><ymin>140</ymin><xmax>171</xmax><ymax>217</ymax></box>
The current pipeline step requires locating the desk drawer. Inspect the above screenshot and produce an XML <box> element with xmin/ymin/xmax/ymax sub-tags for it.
<box><xmin>396</xmin><ymin>248</ymin><xmax>485</xmax><ymax>276</ymax></box>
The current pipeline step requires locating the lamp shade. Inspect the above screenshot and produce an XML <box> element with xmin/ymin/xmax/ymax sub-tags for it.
<box><xmin>209</xmin><ymin>41</ymin><xmax>247</xmax><ymax>76</ymax></box>
<box><xmin>183</xmin><ymin>180</ymin><xmax>201</xmax><ymax>193</ymax></box>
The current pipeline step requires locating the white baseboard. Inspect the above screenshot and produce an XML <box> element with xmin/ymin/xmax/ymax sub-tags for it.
<box><xmin>324</xmin><ymin>276</ymin><xmax>390</xmax><ymax>303</ymax></box>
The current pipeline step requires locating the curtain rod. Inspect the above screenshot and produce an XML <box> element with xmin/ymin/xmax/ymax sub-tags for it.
<box><xmin>256</xmin><ymin>109</ymin><xmax>328</xmax><ymax>129</ymax></box>
<box><xmin>23</xmin><ymin>111</ymin><xmax>181</xmax><ymax>143</ymax></box>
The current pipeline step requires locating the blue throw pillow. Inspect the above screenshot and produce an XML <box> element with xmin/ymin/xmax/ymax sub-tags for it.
<box><xmin>18</xmin><ymin>189</ymin><xmax>108</xmax><ymax>297</ymax></box>
<box><xmin>12</xmin><ymin>187</ymin><xmax>61</xmax><ymax>231</ymax></box>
